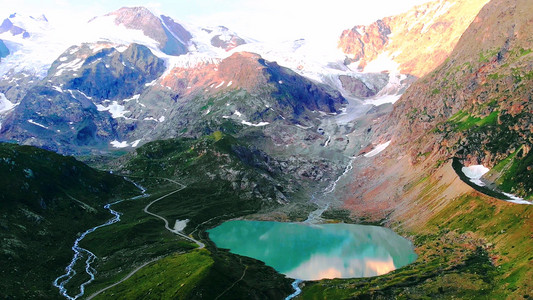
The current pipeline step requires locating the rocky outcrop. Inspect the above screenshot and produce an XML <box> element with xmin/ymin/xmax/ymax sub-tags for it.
<box><xmin>0</xmin><ymin>39</ymin><xmax>9</xmax><ymax>60</ymax></box>
<box><xmin>0</xmin><ymin>17</ymin><xmax>30</xmax><ymax>39</ymax></box>
<box><xmin>58</xmin><ymin>43</ymin><xmax>165</xmax><ymax>101</ymax></box>
<box><xmin>118</xmin><ymin>51</ymin><xmax>346</xmax><ymax>149</ymax></box>
<box><xmin>386</xmin><ymin>0</ymin><xmax>533</xmax><ymax>164</ymax></box>
<box><xmin>105</xmin><ymin>7</ymin><xmax>190</xmax><ymax>55</ymax></box>
<box><xmin>0</xmin><ymin>86</ymin><xmax>117</xmax><ymax>153</ymax></box>
<box><xmin>338</xmin><ymin>74</ymin><xmax>389</xmax><ymax>98</ymax></box>
<box><xmin>338</xmin><ymin>0</ymin><xmax>489</xmax><ymax>77</ymax></box>
<box><xmin>208</xmin><ymin>26</ymin><xmax>246</xmax><ymax>51</ymax></box>
<box><xmin>157</xmin><ymin>52</ymin><xmax>345</xmax><ymax>126</ymax></box>
<box><xmin>343</xmin><ymin>0</ymin><xmax>533</xmax><ymax>214</ymax></box>
<box><xmin>160</xmin><ymin>15</ymin><xmax>192</xmax><ymax>45</ymax></box>
<box><xmin>337</xmin><ymin>4</ymin><xmax>533</xmax><ymax>297</ymax></box>
<box><xmin>0</xmin><ymin>42</ymin><xmax>166</xmax><ymax>153</ymax></box>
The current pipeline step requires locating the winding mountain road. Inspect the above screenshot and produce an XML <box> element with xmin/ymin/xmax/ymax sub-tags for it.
<box><xmin>86</xmin><ymin>257</ymin><xmax>161</xmax><ymax>300</ymax></box>
<box><xmin>56</xmin><ymin>176</ymin><xmax>204</xmax><ymax>300</ymax></box>
<box><xmin>142</xmin><ymin>178</ymin><xmax>205</xmax><ymax>249</ymax></box>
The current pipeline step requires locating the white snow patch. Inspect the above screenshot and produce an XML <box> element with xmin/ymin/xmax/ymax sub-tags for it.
<box><xmin>96</xmin><ymin>101</ymin><xmax>131</xmax><ymax>119</ymax></box>
<box><xmin>502</xmin><ymin>193</ymin><xmax>532</xmax><ymax>205</ymax></box>
<box><xmin>27</xmin><ymin>119</ymin><xmax>49</xmax><ymax>129</ymax></box>
<box><xmin>145</xmin><ymin>79</ymin><xmax>157</xmax><ymax>87</ymax></box>
<box><xmin>462</xmin><ymin>165</ymin><xmax>532</xmax><ymax>204</ymax></box>
<box><xmin>110</xmin><ymin>140</ymin><xmax>129</xmax><ymax>148</ymax></box>
<box><xmin>123</xmin><ymin>94</ymin><xmax>140</xmax><ymax>102</ymax></box>
<box><xmin>52</xmin><ymin>86</ymin><xmax>63</xmax><ymax>93</ymax></box>
<box><xmin>215</xmin><ymin>81</ymin><xmax>225</xmax><ymax>89</ymax></box>
<box><xmin>363</xmin><ymin>52</ymin><xmax>400</xmax><ymax>73</ymax></box>
<box><xmin>55</xmin><ymin>58</ymin><xmax>84</xmax><ymax>76</ymax></box>
<box><xmin>323</xmin><ymin>135</ymin><xmax>331</xmax><ymax>147</ymax></box>
<box><xmin>234</xmin><ymin>110</ymin><xmax>242</xmax><ymax>117</ymax></box>
<box><xmin>116</xmin><ymin>45</ymin><xmax>128</xmax><ymax>52</ymax></box>
<box><xmin>173</xmin><ymin>219</ymin><xmax>189</xmax><ymax>232</ymax></box>
<box><xmin>365</xmin><ymin>94</ymin><xmax>402</xmax><ymax>106</ymax></box>
<box><xmin>76</xmin><ymin>90</ymin><xmax>92</xmax><ymax>100</ymax></box>
<box><xmin>0</xmin><ymin>93</ymin><xmax>17</xmax><ymax>113</ymax></box>
<box><xmin>227</xmin><ymin>81</ymin><xmax>233</xmax><ymax>87</ymax></box>
<box><xmin>167</xmin><ymin>53</ymin><xmax>221</xmax><ymax>69</ymax></box>
<box><xmin>241</xmin><ymin>120</ymin><xmax>269</xmax><ymax>127</ymax></box>
<box><xmin>364</xmin><ymin>141</ymin><xmax>392</xmax><ymax>158</ymax></box>
<box><xmin>461</xmin><ymin>165</ymin><xmax>490</xmax><ymax>187</ymax></box>
<box><xmin>158</xmin><ymin>116</ymin><xmax>165</xmax><ymax>122</ymax></box>
<box><xmin>131</xmin><ymin>139</ymin><xmax>141</xmax><ymax>147</ymax></box>
<box><xmin>295</xmin><ymin>124</ymin><xmax>312</xmax><ymax>129</ymax></box>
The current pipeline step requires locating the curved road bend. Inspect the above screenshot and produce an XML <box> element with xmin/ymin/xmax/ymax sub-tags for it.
<box><xmin>86</xmin><ymin>177</ymin><xmax>204</xmax><ymax>299</ymax></box>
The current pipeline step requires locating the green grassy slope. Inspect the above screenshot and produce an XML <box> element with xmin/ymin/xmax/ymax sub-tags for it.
<box><xmin>92</xmin><ymin>250</ymin><xmax>214</xmax><ymax>299</ymax></box>
<box><xmin>303</xmin><ymin>174</ymin><xmax>532</xmax><ymax>299</ymax></box>
<box><xmin>0</xmin><ymin>143</ymin><xmax>137</xmax><ymax>299</ymax></box>
<box><xmin>80</xmin><ymin>134</ymin><xmax>293</xmax><ymax>299</ymax></box>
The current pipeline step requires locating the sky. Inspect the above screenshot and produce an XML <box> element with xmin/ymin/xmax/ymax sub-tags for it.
<box><xmin>0</xmin><ymin>0</ymin><xmax>433</xmax><ymax>44</ymax></box>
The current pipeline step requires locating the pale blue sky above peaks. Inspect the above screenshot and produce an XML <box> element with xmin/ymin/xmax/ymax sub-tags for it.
<box><xmin>1</xmin><ymin>0</ymin><xmax>432</xmax><ymax>43</ymax></box>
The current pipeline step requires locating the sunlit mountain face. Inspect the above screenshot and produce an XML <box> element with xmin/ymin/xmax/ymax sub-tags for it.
<box><xmin>1</xmin><ymin>1</ymin><xmax>533</xmax><ymax>299</ymax></box>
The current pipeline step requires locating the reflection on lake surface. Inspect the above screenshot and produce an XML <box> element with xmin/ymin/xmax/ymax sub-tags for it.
<box><xmin>208</xmin><ymin>220</ymin><xmax>417</xmax><ymax>280</ymax></box>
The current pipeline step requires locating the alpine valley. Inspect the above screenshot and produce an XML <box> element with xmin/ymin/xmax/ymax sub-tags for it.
<box><xmin>0</xmin><ymin>0</ymin><xmax>531</xmax><ymax>299</ymax></box>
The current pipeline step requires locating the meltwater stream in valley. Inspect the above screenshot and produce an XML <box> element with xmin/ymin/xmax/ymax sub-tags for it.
<box><xmin>208</xmin><ymin>220</ymin><xmax>417</xmax><ymax>281</ymax></box>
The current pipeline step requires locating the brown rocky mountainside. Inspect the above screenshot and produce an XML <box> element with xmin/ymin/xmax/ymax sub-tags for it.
<box><xmin>104</xmin><ymin>7</ymin><xmax>191</xmax><ymax>55</ymax></box>
<box><xmin>160</xmin><ymin>51</ymin><xmax>344</xmax><ymax>115</ymax></box>
<box><xmin>385</xmin><ymin>0</ymin><xmax>533</xmax><ymax>180</ymax></box>
<box><xmin>338</xmin><ymin>0</ymin><xmax>489</xmax><ymax>77</ymax></box>
<box><xmin>323</xmin><ymin>0</ymin><xmax>533</xmax><ymax>297</ymax></box>
<box><xmin>161</xmin><ymin>52</ymin><xmax>270</xmax><ymax>95</ymax></box>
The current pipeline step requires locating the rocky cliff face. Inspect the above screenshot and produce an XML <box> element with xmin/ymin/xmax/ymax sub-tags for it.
<box><xmin>0</xmin><ymin>44</ymin><xmax>346</xmax><ymax>154</ymax></box>
<box><xmin>338</xmin><ymin>0</ymin><xmax>489</xmax><ymax>77</ymax></box>
<box><xmin>0</xmin><ymin>40</ymin><xmax>8</xmax><ymax>60</ymax></box>
<box><xmin>130</xmin><ymin>51</ymin><xmax>346</xmax><ymax>142</ymax></box>
<box><xmin>343</xmin><ymin>0</ymin><xmax>533</xmax><ymax>216</ymax></box>
<box><xmin>382</xmin><ymin>0</ymin><xmax>533</xmax><ymax>196</ymax></box>
<box><xmin>0</xmin><ymin>85</ymin><xmax>117</xmax><ymax>152</ymax></box>
<box><xmin>104</xmin><ymin>7</ymin><xmax>191</xmax><ymax>55</ymax></box>
<box><xmin>0</xmin><ymin>17</ymin><xmax>30</xmax><ymax>39</ymax></box>
<box><xmin>0</xmin><ymin>42</ymin><xmax>167</xmax><ymax>153</ymax></box>
<box><xmin>208</xmin><ymin>26</ymin><xmax>247</xmax><ymax>51</ymax></box>
<box><xmin>55</xmin><ymin>43</ymin><xmax>166</xmax><ymax>101</ymax></box>
<box><xmin>335</xmin><ymin>2</ymin><xmax>533</xmax><ymax>297</ymax></box>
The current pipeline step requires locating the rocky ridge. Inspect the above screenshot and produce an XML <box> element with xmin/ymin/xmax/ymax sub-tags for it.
<box><xmin>382</xmin><ymin>0</ymin><xmax>533</xmax><ymax>196</ymax></box>
<box><xmin>0</xmin><ymin>40</ymin><xmax>8</xmax><ymax>60</ymax></box>
<box><xmin>333</xmin><ymin>1</ymin><xmax>533</xmax><ymax>296</ymax></box>
<box><xmin>104</xmin><ymin>7</ymin><xmax>191</xmax><ymax>56</ymax></box>
<box><xmin>338</xmin><ymin>0</ymin><xmax>490</xmax><ymax>77</ymax></box>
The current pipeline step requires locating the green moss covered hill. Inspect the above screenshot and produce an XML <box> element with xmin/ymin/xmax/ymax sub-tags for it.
<box><xmin>0</xmin><ymin>142</ymin><xmax>137</xmax><ymax>298</ymax></box>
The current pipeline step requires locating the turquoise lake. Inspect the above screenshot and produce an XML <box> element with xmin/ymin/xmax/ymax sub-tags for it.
<box><xmin>208</xmin><ymin>220</ymin><xmax>417</xmax><ymax>281</ymax></box>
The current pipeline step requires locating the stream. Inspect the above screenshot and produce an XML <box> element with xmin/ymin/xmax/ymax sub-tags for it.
<box><xmin>286</xmin><ymin>155</ymin><xmax>357</xmax><ymax>298</ymax></box>
<box><xmin>53</xmin><ymin>180</ymin><xmax>147</xmax><ymax>300</ymax></box>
